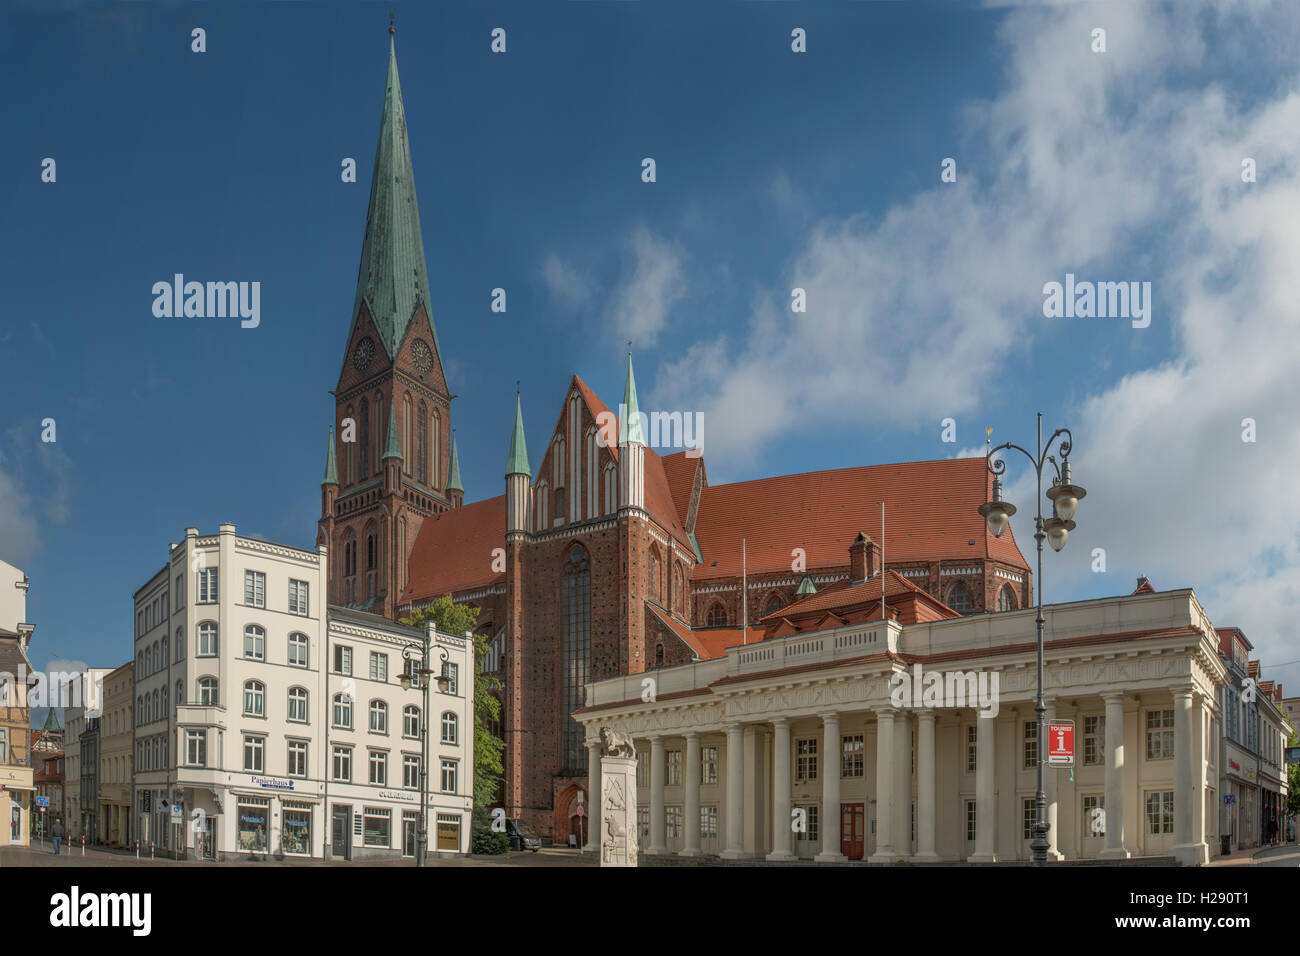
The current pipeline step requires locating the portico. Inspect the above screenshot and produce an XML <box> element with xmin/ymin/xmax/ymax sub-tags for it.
<box><xmin>576</xmin><ymin>587</ymin><xmax>1225</xmax><ymax>864</ymax></box>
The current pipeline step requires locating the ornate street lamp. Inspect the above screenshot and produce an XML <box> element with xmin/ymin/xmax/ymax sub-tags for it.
<box><xmin>398</xmin><ymin>636</ymin><xmax>452</xmax><ymax>867</ymax></box>
<box><xmin>980</xmin><ymin>413</ymin><xmax>1086</xmax><ymax>867</ymax></box>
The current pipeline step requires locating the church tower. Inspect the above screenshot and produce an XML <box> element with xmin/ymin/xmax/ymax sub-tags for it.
<box><xmin>319</xmin><ymin>27</ymin><xmax>455</xmax><ymax>618</ymax></box>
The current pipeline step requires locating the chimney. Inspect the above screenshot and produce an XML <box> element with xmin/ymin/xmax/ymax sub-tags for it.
<box><xmin>849</xmin><ymin>532</ymin><xmax>877</xmax><ymax>583</ymax></box>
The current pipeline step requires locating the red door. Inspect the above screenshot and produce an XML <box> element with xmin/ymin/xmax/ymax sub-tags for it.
<box><xmin>841</xmin><ymin>803</ymin><xmax>865</xmax><ymax>860</ymax></box>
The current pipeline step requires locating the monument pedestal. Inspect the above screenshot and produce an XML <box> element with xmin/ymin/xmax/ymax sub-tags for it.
<box><xmin>600</xmin><ymin>755</ymin><xmax>638</xmax><ymax>867</ymax></box>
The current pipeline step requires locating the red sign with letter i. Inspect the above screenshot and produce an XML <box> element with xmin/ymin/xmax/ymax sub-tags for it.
<box><xmin>1047</xmin><ymin>720</ymin><xmax>1075</xmax><ymax>766</ymax></box>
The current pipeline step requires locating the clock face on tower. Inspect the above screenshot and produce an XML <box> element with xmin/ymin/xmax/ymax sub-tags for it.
<box><xmin>352</xmin><ymin>336</ymin><xmax>376</xmax><ymax>373</ymax></box>
<box><xmin>411</xmin><ymin>339</ymin><xmax>433</xmax><ymax>375</ymax></box>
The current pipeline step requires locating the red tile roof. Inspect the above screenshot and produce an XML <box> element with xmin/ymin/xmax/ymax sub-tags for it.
<box><xmin>758</xmin><ymin>569</ymin><xmax>961</xmax><ymax>633</ymax></box>
<box><xmin>691</xmin><ymin>457</ymin><xmax>1028</xmax><ymax>579</ymax></box>
<box><xmin>400</xmin><ymin>495</ymin><xmax>507</xmax><ymax>603</ymax></box>
<box><xmin>648</xmin><ymin>604</ymin><xmax>762</xmax><ymax>659</ymax></box>
<box><xmin>659</xmin><ymin>452</ymin><xmax>701</xmax><ymax>528</ymax></box>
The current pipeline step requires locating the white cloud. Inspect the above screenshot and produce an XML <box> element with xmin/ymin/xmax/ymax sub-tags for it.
<box><xmin>659</xmin><ymin>0</ymin><xmax>1300</xmax><ymax>670</ymax></box>
<box><xmin>0</xmin><ymin>456</ymin><xmax>37</xmax><ymax>564</ymax></box>
<box><xmin>612</xmin><ymin>227</ymin><xmax>686</xmax><ymax>348</ymax></box>
<box><xmin>539</xmin><ymin>253</ymin><xmax>594</xmax><ymax>309</ymax></box>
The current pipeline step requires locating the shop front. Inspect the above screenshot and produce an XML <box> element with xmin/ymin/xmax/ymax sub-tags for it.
<box><xmin>1</xmin><ymin>766</ymin><xmax>34</xmax><ymax>847</ymax></box>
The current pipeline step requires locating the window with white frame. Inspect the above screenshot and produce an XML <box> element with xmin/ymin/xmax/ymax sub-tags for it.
<box><xmin>288</xmin><ymin>738</ymin><xmax>308</xmax><ymax>780</ymax></box>
<box><xmin>334</xmin><ymin>645</ymin><xmax>352</xmax><ymax>676</ymax></box>
<box><xmin>1145</xmin><ymin>790</ymin><xmax>1174</xmax><ymax>833</ymax></box>
<box><xmin>185</xmin><ymin>729</ymin><xmax>206</xmax><ymax>767</ymax></box>
<box><xmin>243</xmin><ymin>680</ymin><xmax>265</xmax><ymax>717</ymax></box>
<box><xmin>637</xmin><ymin>808</ymin><xmax>649</xmax><ymax>839</ymax></box>
<box><xmin>443</xmin><ymin>662</ymin><xmax>459</xmax><ymax>695</ymax></box>
<box><xmin>332</xmin><ymin>746</ymin><xmax>352</xmax><ymax>782</ymax></box>
<box><xmin>244</xmin><ymin>570</ymin><xmax>266</xmax><ymax>608</ymax></box>
<box><xmin>842</xmin><ymin>734</ymin><xmax>864</xmax><ymax>778</ymax></box>
<box><xmin>244</xmin><ymin>625</ymin><xmax>266</xmax><ymax>661</ymax></box>
<box><xmin>243</xmin><ymin>735</ymin><xmax>265</xmax><ymax>772</ymax></box>
<box><xmin>666</xmin><ymin>749</ymin><xmax>682</xmax><ymax>786</ymax></box>
<box><xmin>369</xmin><ymin>700</ymin><xmax>388</xmax><ymax>734</ymax></box>
<box><xmin>198</xmin><ymin>621</ymin><xmax>218</xmax><ymax>656</ymax></box>
<box><xmin>288</xmin><ymin>579</ymin><xmax>309</xmax><ymax>615</ymax></box>
<box><xmin>1146</xmin><ymin>710</ymin><xmax>1174</xmax><ymax>759</ymax></box>
<box><xmin>441</xmin><ymin>712</ymin><xmax>457</xmax><ymax>745</ymax></box>
<box><xmin>175</xmin><ymin>573</ymin><xmax>185</xmax><ymax>609</ymax></box>
<box><xmin>1084</xmin><ymin>715</ymin><xmax>1105</xmax><ymax>765</ymax></box>
<box><xmin>369</xmin><ymin>750</ymin><xmax>387</xmax><ymax>785</ymax></box>
<box><xmin>795</xmin><ymin>805</ymin><xmax>818</xmax><ymax>841</ymax></box>
<box><xmin>369</xmin><ymin>652</ymin><xmax>388</xmax><ymax>683</ymax></box>
<box><xmin>965</xmin><ymin>801</ymin><xmax>977</xmax><ymax>842</ymax></box>
<box><xmin>1023</xmin><ymin>721</ymin><xmax>1038</xmax><ymax>769</ymax></box>
<box><xmin>288</xmin><ymin>686</ymin><xmax>308</xmax><ymax>723</ymax></box>
<box><xmin>700</xmin><ymin>806</ymin><xmax>718</xmax><ymax>838</ymax></box>
<box><xmin>197</xmin><ymin>568</ymin><xmax>218</xmax><ymax>603</ymax></box>
<box><xmin>666</xmin><ymin>805</ymin><xmax>683</xmax><ymax>838</ymax></box>
<box><xmin>363</xmin><ymin>807</ymin><xmax>390</xmax><ymax>847</ymax></box>
<box><xmin>795</xmin><ymin>738</ymin><xmax>818</xmax><ymax>780</ymax></box>
<box><xmin>1082</xmin><ymin>794</ymin><xmax>1105</xmax><ymax>836</ymax></box>
<box><xmin>702</xmin><ymin>746</ymin><xmax>718</xmax><ymax>784</ymax></box>
<box><xmin>198</xmin><ymin>677</ymin><xmax>218</xmax><ymax>706</ymax></box>
<box><xmin>403</xmin><ymin>754</ymin><xmax>420</xmax><ymax>788</ymax></box>
<box><xmin>440</xmin><ymin>759</ymin><xmax>458</xmax><ymax>793</ymax></box>
<box><xmin>403</xmin><ymin>705</ymin><xmax>420</xmax><ymax>738</ymax></box>
<box><xmin>288</xmin><ymin>633</ymin><xmax>309</xmax><ymax>667</ymax></box>
<box><xmin>966</xmin><ymin>725</ymin><xmax>977</xmax><ymax>773</ymax></box>
<box><xmin>1022</xmin><ymin>799</ymin><xmax>1037</xmax><ymax>839</ymax></box>
<box><xmin>333</xmin><ymin>694</ymin><xmax>352</xmax><ymax>729</ymax></box>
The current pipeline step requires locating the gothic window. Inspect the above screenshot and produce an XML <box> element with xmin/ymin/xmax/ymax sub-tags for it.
<box><xmin>997</xmin><ymin>585</ymin><xmax>1016</xmax><ymax>611</ymax></box>
<box><xmin>359</xmin><ymin>398</ymin><xmax>370</xmax><ymax>479</ymax></box>
<box><xmin>604</xmin><ymin>463</ymin><xmax>617</xmax><ymax>515</ymax></box>
<box><xmin>946</xmin><ymin>582</ymin><xmax>974</xmax><ymax>613</ymax></box>
<box><xmin>431</xmin><ymin>410</ymin><xmax>440</xmax><ymax>490</ymax></box>
<box><xmin>367</xmin><ymin>527</ymin><xmax>377</xmax><ymax>571</ymax></box>
<box><xmin>562</xmin><ymin>545</ymin><xmax>591</xmax><ymax>772</ymax></box>
<box><xmin>403</xmin><ymin>394</ymin><xmax>413</xmax><ymax>476</ymax></box>
<box><xmin>764</xmin><ymin>592</ymin><xmax>784</xmax><ymax>617</ymax></box>
<box><xmin>672</xmin><ymin>565</ymin><xmax>683</xmax><ymax>615</ymax></box>
<box><xmin>417</xmin><ymin>400</ymin><xmax>428</xmax><ymax>484</ymax></box>
<box><xmin>706</xmin><ymin>602</ymin><xmax>727</xmax><ymax>627</ymax></box>
<box><xmin>555</xmin><ymin>488</ymin><xmax>566</xmax><ymax>522</ymax></box>
<box><xmin>648</xmin><ymin>549</ymin><xmax>661</xmax><ymax>603</ymax></box>
<box><xmin>655</xmin><ymin>644</ymin><xmax>664</xmax><ymax>668</ymax></box>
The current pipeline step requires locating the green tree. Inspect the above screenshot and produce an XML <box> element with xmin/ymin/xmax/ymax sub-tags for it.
<box><xmin>1287</xmin><ymin>729</ymin><xmax>1299</xmax><ymax>821</ymax></box>
<box><xmin>399</xmin><ymin>596</ymin><xmax>505</xmax><ymax>807</ymax></box>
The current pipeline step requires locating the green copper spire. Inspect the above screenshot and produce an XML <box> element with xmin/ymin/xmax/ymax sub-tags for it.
<box><xmin>349</xmin><ymin>33</ymin><xmax>444</xmax><ymax>366</ymax></box>
<box><xmin>322</xmin><ymin>426</ymin><xmax>339</xmax><ymax>486</ymax></box>
<box><xmin>506</xmin><ymin>392</ymin><xmax>530</xmax><ymax>477</ymax></box>
<box><xmin>796</xmin><ymin>574</ymin><xmax>818</xmax><ymax>597</ymax></box>
<box><xmin>383</xmin><ymin>400</ymin><xmax>402</xmax><ymax>461</ymax></box>
<box><xmin>446</xmin><ymin>431</ymin><xmax>464</xmax><ymax>493</ymax></box>
<box><xmin>619</xmin><ymin>351</ymin><xmax>646</xmax><ymax>445</ymax></box>
<box><xmin>41</xmin><ymin>707</ymin><xmax>61</xmax><ymax>732</ymax></box>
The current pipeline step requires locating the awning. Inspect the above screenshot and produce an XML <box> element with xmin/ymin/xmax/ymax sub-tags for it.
<box><xmin>1</xmin><ymin>784</ymin><xmax>36</xmax><ymax>791</ymax></box>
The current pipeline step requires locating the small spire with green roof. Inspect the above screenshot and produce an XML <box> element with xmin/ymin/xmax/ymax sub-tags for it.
<box><xmin>322</xmin><ymin>426</ymin><xmax>339</xmax><ymax>486</ymax></box>
<box><xmin>506</xmin><ymin>389</ymin><xmax>531</xmax><ymax>477</ymax></box>
<box><xmin>619</xmin><ymin>348</ymin><xmax>646</xmax><ymax>445</ymax></box>
<box><xmin>446</xmin><ymin>430</ymin><xmax>464</xmax><ymax>493</ymax></box>
<box><xmin>383</xmin><ymin>401</ymin><xmax>402</xmax><ymax>461</ymax></box>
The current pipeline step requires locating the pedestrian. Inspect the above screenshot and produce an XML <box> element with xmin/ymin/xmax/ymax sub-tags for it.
<box><xmin>1268</xmin><ymin>818</ymin><xmax>1278</xmax><ymax>845</ymax></box>
<box><xmin>52</xmin><ymin>818</ymin><xmax>64</xmax><ymax>855</ymax></box>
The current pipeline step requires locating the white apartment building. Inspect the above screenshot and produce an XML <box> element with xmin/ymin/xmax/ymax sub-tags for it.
<box><xmin>577</xmin><ymin>587</ymin><xmax>1227</xmax><ymax>866</ymax></box>
<box><xmin>133</xmin><ymin>524</ymin><xmax>472</xmax><ymax>860</ymax></box>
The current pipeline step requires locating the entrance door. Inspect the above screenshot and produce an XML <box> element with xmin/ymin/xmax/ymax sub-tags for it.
<box><xmin>402</xmin><ymin>813</ymin><xmax>417</xmax><ymax>857</ymax></box>
<box><xmin>570</xmin><ymin>814</ymin><xmax>588</xmax><ymax>847</ymax></box>
<box><xmin>841</xmin><ymin>803</ymin><xmax>865</xmax><ymax>860</ymax></box>
<box><xmin>331</xmin><ymin>806</ymin><xmax>351</xmax><ymax>859</ymax></box>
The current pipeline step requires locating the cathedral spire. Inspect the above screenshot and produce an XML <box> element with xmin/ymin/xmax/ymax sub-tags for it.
<box><xmin>322</xmin><ymin>426</ymin><xmax>338</xmax><ymax>486</ymax></box>
<box><xmin>506</xmin><ymin>391</ymin><xmax>530</xmax><ymax>477</ymax></box>
<box><xmin>350</xmin><ymin>32</ymin><xmax>443</xmax><ymax>368</ymax></box>
<box><xmin>446</xmin><ymin>430</ymin><xmax>464</xmax><ymax>493</ymax></box>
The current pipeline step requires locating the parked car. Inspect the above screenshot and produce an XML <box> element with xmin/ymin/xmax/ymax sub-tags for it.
<box><xmin>506</xmin><ymin>819</ymin><xmax>541</xmax><ymax>852</ymax></box>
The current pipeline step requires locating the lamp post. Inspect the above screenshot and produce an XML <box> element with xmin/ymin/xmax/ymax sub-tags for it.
<box><xmin>979</xmin><ymin>412</ymin><xmax>1086</xmax><ymax>867</ymax></box>
<box><xmin>397</xmin><ymin>633</ymin><xmax>451</xmax><ymax>867</ymax></box>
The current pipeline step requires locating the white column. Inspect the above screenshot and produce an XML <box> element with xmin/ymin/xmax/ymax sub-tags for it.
<box><xmin>815</xmin><ymin>712</ymin><xmax>846</xmax><ymax>862</ymax></box>
<box><xmin>721</xmin><ymin>724</ymin><xmax>745</xmax><ymax>859</ymax></box>
<box><xmin>585</xmin><ymin>739</ymin><xmax>601</xmax><ymax>852</ymax></box>
<box><xmin>1173</xmin><ymin>687</ymin><xmax>1207</xmax><ymax>865</ymax></box>
<box><xmin>1098</xmin><ymin>693</ymin><xmax>1128</xmax><ymax>859</ymax></box>
<box><xmin>648</xmin><ymin>735</ymin><xmax>666</xmax><ymax>854</ymax></box>
<box><xmin>768</xmin><ymin>718</ymin><xmax>795</xmax><ymax>861</ymax></box>
<box><xmin>681</xmin><ymin>733</ymin><xmax>702</xmax><ymax>857</ymax></box>
<box><xmin>868</xmin><ymin>708</ymin><xmax>896</xmax><ymax>863</ymax></box>
<box><xmin>893</xmin><ymin>711</ymin><xmax>913</xmax><ymax>858</ymax></box>
<box><xmin>1044</xmin><ymin>698</ymin><xmax>1063</xmax><ymax>861</ymax></box>
<box><xmin>913</xmin><ymin>711</ymin><xmax>938</xmax><ymax>861</ymax></box>
<box><xmin>969</xmin><ymin>713</ymin><xmax>997</xmax><ymax>862</ymax></box>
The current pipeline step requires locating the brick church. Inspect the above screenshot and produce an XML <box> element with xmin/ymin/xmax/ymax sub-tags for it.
<box><xmin>316</xmin><ymin>34</ymin><xmax>1033</xmax><ymax>844</ymax></box>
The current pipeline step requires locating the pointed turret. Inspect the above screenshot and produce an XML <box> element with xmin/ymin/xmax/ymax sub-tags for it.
<box><xmin>506</xmin><ymin>393</ymin><xmax>530</xmax><ymax>477</ymax></box>
<box><xmin>619</xmin><ymin>352</ymin><xmax>646</xmax><ymax>446</ymax></box>
<box><xmin>446</xmin><ymin>430</ymin><xmax>464</xmax><ymax>508</ymax></box>
<box><xmin>796</xmin><ymin>574</ymin><xmax>818</xmax><ymax>597</ymax></box>
<box><xmin>322</xmin><ymin>427</ymin><xmax>339</xmax><ymax>486</ymax></box>
<box><xmin>506</xmin><ymin>393</ymin><xmax>532</xmax><ymax>535</ymax></box>
<box><xmin>383</xmin><ymin>401</ymin><xmax>402</xmax><ymax>462</ymax></box>
<box><xmin>350</xmin><ymin>32</ymin><xmax>444</xmax><ymax>368</ymax></box>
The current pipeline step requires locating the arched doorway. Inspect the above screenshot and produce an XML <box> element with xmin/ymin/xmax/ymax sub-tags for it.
<box><xmin>554</xmin><ymin>784</ymin><xmax>589</xmax><ymax>848</ymax></box>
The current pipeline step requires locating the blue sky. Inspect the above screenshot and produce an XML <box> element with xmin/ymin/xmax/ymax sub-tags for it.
<box><xmin>3</xmin><ymin>1</ymin><xmax>1299</xmax><ymax>692</ymax></box>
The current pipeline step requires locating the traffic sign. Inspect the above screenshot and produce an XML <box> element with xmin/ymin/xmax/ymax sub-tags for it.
<box><xmin>35</xmin><ymin>796</ymin><xmax>49</xmax><ymax>808</ymax></box>
<box><xmin>1047</xmin><ymin>720</ymin><xmax>1075</xmax><ymax>767</ymax></box>
<box><xmin>576</xmin><ymin>805</ymin><xmax>583</xmax><ymax>817</ymax></box>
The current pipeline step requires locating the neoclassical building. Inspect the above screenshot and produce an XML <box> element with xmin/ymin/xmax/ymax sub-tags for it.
<box><xmin>575</xmin><ymin>574</ymin><xmax>1227</xmax><ymax>865</ymax></box>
